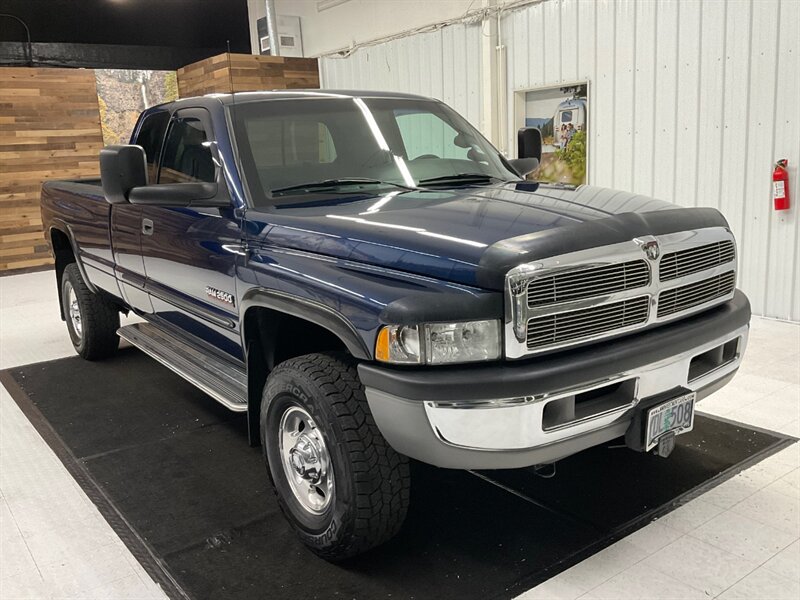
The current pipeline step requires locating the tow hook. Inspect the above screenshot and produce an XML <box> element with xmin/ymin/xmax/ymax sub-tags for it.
<box><xmin>652</xmin><ymin>432</ymin><xmax>676</xmax><ymax>458</ymax></box>
<box><xmin>533</xmin><ymin>463</ymin><xmax>556</xmax><ymax>478</ymax></box>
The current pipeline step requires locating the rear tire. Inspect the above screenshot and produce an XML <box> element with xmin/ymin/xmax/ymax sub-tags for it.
<box><xmin>261</xmin><ymin>352</ymin><xmax>410</xmax><ymax>561</ymax></box>
<box><xmin>61</xmin><ymin>263</ymin><xmax>120</xmax><ymax>361</ymax></box>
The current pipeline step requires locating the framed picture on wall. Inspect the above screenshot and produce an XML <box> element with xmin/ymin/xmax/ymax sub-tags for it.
<box><xmin>514</xmin><ymin>82</ymin><xmax>589</xmax><ymax>187</ymax></box>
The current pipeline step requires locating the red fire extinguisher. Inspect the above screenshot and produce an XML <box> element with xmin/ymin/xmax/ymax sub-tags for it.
<box><xmin>773</xmin><ymin>159</ymin><xmax>790</xmax><ymax>211</ymax></box>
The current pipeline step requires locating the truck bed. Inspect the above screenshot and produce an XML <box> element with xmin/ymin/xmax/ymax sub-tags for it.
<box><xmin>40</xmin><ymin>178</ymin><xmax>118</xmax><ymax>299</ymax></box>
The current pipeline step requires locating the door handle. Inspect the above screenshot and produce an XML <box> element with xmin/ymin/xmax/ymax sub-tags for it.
<box><xmin>142</xmin><ymin>219</ymin><xmax>154</xmax><ymax>236</ymax></box>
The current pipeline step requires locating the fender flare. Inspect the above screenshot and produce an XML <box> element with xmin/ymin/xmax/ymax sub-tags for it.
<box><xmin>239</xmin><ymin>288</ymin><xmax>371</xmax><ymax>361</ymax></box>
<box><xmin>48</xmin><ymin>220</ymin><xmax>98</xmax><ymax>295</ymax></box>
<box><xmin>240</xmin><ymin>288</ymin><xmax>372</xmax><ymax>447</ymax></box>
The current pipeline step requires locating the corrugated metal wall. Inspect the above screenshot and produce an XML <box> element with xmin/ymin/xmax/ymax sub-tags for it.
<box><xmin>320</xmin><ymin>22</ymin><xmax>484</xmax><ymax>129</ymax></box>
<box><xmin>320</xmin><ymin>0</ymin><xmax>800</xmax><ymax>321</ymax></box>
<box><xmin>504</xmin><ymin>0</ymin><xmax>799</xmax><ymax>321</ymax></box>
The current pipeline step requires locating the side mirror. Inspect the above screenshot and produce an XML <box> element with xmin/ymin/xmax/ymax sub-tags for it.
<box><xmin>128</xmin><ymin>182</ymin><xmax>228</xmax><ymax>208</ymax></box>
<box><xmin>508</xmin><ymin>157</ymin><xmax>540</xmax><ymax>177</ymax></box>
<box><xmin>100</xmin><ymin>145</ymin><xmax>147</xmax><ymax>204</ymax></box>
<box><xmin>517</xmin><ymin>127</ymin><xmax>543</xmax><ymax>162</ymax></box>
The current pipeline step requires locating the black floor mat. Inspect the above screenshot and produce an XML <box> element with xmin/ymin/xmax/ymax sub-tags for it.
<box><xmin>2</xmin><ymin>349</ymin><xmax>793</xmax><ymax>600</ymax></box>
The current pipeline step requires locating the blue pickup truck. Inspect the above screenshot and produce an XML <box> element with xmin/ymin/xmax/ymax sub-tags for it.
<box><xmin>41</xmin><ymin>91</ymin><xmax>750</xmax><ymax>560</ymax></box>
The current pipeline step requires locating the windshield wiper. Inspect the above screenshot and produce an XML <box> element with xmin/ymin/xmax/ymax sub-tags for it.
<box><xmin>271</xmin><ymin>178</ymin><xmax>417</xmax><ymax>195</ymax></box>
<box><xmin>417</xmin><ymin>173</ymin><xmax>503</xmax><ymax>187</ymax></box>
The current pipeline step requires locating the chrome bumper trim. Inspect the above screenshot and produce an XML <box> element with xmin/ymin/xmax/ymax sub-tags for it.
<box><xmin>421</xmin><ymin>324</ymin><xmax>748</xmax><ymax>451</ymax></box>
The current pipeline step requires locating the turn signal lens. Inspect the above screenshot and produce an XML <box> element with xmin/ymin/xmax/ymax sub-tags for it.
<box><xmin>375</xmin><ymin>325</ymin><xmax>422</xmax><ymax>364</ymax></box>
<box><xmin>375</xmin><ymin>327</ymin><xmax>391</xmax><ymax>361</ymax></box>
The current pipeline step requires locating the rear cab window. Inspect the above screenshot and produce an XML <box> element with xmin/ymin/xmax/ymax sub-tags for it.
<box><xmin>246</xmin><ymin>118</ymin><xmax>337</xmax><ymax>168</ymax></box>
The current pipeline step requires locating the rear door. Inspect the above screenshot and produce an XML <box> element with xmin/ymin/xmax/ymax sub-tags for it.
<box><xmin>138</xmin><ymin>108</ymin><xmax>244</xmax><ymax>361</ymax></box>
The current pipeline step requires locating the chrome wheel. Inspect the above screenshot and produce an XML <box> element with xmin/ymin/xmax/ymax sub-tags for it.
<box><xmin>278</xmin><ymin>406</ymin><xmax>333</xmax><ymax>515</ymax></box>
<box><xmin>65</xmin><ymin>281</ymin><xmax>82</xmax><ymax>339</ymax></box>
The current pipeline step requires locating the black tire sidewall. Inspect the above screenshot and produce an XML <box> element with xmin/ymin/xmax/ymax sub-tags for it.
<box><xmin>262</xmin><ymin>368</ymin><xmax>357</xmax><ymax>549</ymax></box>
<box><xmin>60</xmin><ymin>263</ymin><xmax>119</xmax><ymax>361</ymax></box>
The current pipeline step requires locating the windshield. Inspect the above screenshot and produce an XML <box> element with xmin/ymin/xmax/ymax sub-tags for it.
<box><xmin>229</xmin><ymin>96</ymin><xmax>520</xmax><ymax>205</ymax></box>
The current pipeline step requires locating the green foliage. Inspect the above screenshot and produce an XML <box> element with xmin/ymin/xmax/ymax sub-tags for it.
<box><xmin>164</xmin><ymin>72</ymin><xmax>179</xmax><ymax>102</ymax></box>
<box><xmin>97</xmin><ymin>96</ymin><xmax>115</xmax><ymax>145</ymax></box>
<box><xmin>555</xmin><ymin>130</ymin><xmax>587</xmax><ymax>184</ymax></box>
<box><xmin>540</xmin><ymin>118</ymin><xmax>554</xmax><ymax>139</ymax></box>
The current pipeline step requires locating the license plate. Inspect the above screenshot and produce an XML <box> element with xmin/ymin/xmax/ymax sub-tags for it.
<box><xmin>645</xmin><ymin>392</ymin><xmax>696</xmax><ymax>452</ymax></box>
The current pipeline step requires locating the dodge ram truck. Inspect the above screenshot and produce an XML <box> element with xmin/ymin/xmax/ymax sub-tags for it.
<box><xmin>41</xmin><ymin>91</ymin><xmax>750</xmax><ymax>560</ymax></box>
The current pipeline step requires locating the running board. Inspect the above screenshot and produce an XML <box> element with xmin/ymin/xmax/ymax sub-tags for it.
<box><xmin>117</xmin><ymin>322</ymin><xmax>247</xmax><ymax>412</ymax></box>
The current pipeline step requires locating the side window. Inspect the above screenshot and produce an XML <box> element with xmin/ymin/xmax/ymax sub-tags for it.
<box><xmin>394</xmin><ymin>110</ymin><xmax>469</xmax><ymax>160</ymax></box>
<box><xmin>134</xmin><ymin>111</ymin><xmax>169</xmax><ymax>183</ymax></box>
<box><xmin>158</xmin><ymin>116</ymin><xmax>215</xmax><ymax>184</ymax></box>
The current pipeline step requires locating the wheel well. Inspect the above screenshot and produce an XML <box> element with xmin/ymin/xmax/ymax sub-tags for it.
<box><xmin>51</xmin><ymin>228</ymin><xmax>75</xmax><ymax>320</ymax></box>
<box><xmin>243</xmin><ymin>306</ymin><xmax>349</xmax><ymax>446</ymax></box>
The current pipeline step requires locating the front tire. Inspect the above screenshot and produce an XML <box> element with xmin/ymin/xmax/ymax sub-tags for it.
<box><xmin>261</xmin><ymin>352</ymin><xmax>410</xmax><ymax>561</ymax></box>
<box><xmin>61</xmin><ymin>263</ymin><xmax>120</xmax><ymax>361</ymax></box>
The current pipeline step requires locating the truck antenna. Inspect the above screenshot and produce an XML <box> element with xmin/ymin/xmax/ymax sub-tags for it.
<box><xmin>226</xmin><ymin>40</ymin><xmax>235</xmax><ymax>99</ymax></box>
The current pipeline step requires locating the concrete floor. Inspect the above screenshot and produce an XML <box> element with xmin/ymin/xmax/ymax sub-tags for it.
<box><xmin>1</xmin><ymin>270</ymin><xmax>798</xmax><ymax>600</ymax></box>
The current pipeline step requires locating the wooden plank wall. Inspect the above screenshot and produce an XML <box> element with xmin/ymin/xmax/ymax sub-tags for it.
<box><xmin>0</xmin><ymin>54</ymin><xmax>317</xmax><ymax>273</ymax></box>
<box><xmin>0</xmin><ymin>68</ymin><xmax>104</xmax><ymax>272</ymax></box>
<box><xmin>177</xmin><ymin>53</ymin><xmax>319</xmax><ymax>97</ymax></box>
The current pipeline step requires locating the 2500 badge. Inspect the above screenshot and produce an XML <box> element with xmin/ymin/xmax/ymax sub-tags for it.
<box><xmin>206</xmin><ymin>286</ymin><xmax>235</xmax><ymax>307</ymax></box>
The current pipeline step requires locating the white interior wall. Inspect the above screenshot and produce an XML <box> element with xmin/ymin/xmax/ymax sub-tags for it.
<box><xmin>319</xmin><ymin>0</ymin><xmax>799</xmax><ymax>321</ymax></box>
<box><xmin>247</xmin><ymin>0</ymin><xmax>478</xmax><ymax>57</ymax></box>
<box><xmin>320</xmin><ymin>23</ymin><xmax>484</xmax><ymax>128</ymax></box>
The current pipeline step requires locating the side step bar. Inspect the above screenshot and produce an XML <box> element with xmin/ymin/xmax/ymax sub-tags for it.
<box><xmin>118</xmin><ymin>322</ymin><xmax>247</xmax><ymax>412</ymax></box>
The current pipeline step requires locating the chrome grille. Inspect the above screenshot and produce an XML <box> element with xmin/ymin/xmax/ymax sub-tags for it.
<box><xmin>659</xmin><ymin>240</ymin><xmax>735</xmax><ymax>281</ymax></box>
<box><xmin>657</xmin><ymin>271</ymin><xmax>736</xmax><ymax>317</ymax></box>
<box><xmin>527</xmin><ymin>260</ymin><xmax>650</xmax><ymax>308</ymax></box>
<box><xmin>526</xmin><ymin>296</ymin><xmax>650</xmax><ymax>350</ymax></box>
<box><xmin>506</xmin><ymin>227</ymin><xmax>738</xmax><ymax>359</ymax></box>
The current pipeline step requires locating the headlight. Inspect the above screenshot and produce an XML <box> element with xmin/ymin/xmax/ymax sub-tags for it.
<box><xmin>424</xmin><ymin>321</ymin><xmax>501</xmax><ymax>364</ymax></box>
<box><xmin>375</xmin><ymin>320</ymin><xmax>501</xmax><ymax>365</ymax></box>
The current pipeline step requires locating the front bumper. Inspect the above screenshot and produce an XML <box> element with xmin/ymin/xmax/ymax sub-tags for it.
<box><xmin>358</xmin><ymin>290</ymin><xmax>751</xmax><ymax>469</ymax></box>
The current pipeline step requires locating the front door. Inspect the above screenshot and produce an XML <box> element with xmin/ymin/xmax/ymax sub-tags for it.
<box><xmin>139</xmin><ymin>108</ymin><xmax>244</xmax><ymax>361</ymax></box>
<box><xmin>111</xmin><ymin>109</ymin><xmax>171</xmax><ymax>313</ymax></box>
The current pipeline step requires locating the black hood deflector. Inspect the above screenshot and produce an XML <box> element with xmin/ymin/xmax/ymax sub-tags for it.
<box><xmin>476</xmin><ymin>207</ymin><xmax>729</xmax><ymax>289</ymax></box>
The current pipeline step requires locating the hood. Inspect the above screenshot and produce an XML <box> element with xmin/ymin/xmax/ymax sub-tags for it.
<box><xmin>246</xmin><ymin>184</ymin><xmax>718</xmax><ymax>290</ymax></box>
